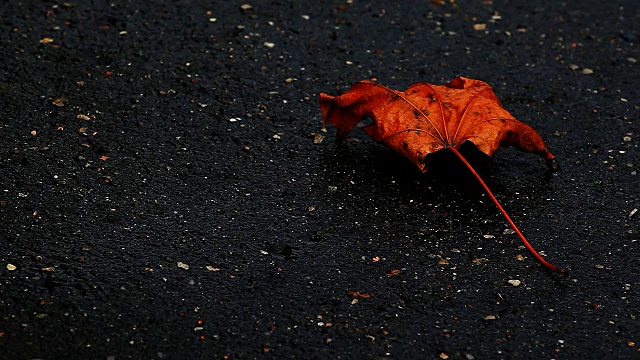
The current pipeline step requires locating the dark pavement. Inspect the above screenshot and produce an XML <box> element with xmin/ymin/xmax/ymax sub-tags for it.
<box><xmin>1</xmin><ymin>1</ymin><xmax>639</xmax><ymax>359</ymax></box>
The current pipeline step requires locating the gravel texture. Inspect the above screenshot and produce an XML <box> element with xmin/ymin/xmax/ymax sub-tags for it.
<box><xmin>1</xmin><ymin>1</ymin><xmax>639</xmax><ymax>359</ymax></box>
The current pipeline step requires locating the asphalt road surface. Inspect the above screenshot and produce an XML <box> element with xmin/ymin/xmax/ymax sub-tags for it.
<box><xmin>1</xmin><ymin>1</ymin><xmax>638</xmax><ymax>359</ymax></box>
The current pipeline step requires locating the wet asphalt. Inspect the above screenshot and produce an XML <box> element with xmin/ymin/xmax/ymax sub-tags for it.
<box><xmin>1</xmin><ymin>1</ymin><xmax>639</xmax><ymax>359</ymax></box>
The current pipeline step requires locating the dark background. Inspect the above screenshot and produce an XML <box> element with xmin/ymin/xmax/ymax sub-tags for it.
<box><xmin>1</xmin><ymin>1</ymin><xmax>638</xmax><ymax>359</ymax></box>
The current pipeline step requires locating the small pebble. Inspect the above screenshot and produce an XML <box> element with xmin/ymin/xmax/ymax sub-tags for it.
<box><xmin>508</xmin><ymin>279</ymin><xmax>521</xmax><ymax>287</ymax></box>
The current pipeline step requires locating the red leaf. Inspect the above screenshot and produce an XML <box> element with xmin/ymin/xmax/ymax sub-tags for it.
<box><xmin>320</xmin><ymin>77</ymin><xmax>566</xmax><ymax>274</ymax></box>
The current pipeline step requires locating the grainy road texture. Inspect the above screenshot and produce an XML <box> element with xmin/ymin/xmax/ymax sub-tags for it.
<box><xmin>1</xmin><ymin>1</ymin><xmax>638</xmax><ymax>359</ymax></box>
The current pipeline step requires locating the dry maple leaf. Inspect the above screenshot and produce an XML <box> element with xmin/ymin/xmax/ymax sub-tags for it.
<box><xmin>319</xmin><ymin>76</ymin><xmax>566</xmax><ymax>274</ymax></box>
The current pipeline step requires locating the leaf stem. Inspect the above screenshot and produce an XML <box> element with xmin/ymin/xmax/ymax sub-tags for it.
<box><xmin>448</xmin><ymin>146</ymin><xmax>567</xmax><ymax>275</ymax></box>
